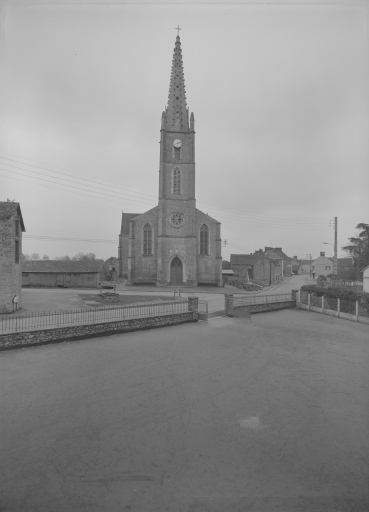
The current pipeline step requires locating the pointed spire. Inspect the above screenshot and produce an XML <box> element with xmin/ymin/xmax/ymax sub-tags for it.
<box><xmin>164</xmin><ymin>35</ymin><xmax>189</xmax><ymax>131</ymax></box>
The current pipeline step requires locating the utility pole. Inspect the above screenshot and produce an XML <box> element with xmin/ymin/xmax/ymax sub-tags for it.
<box><xmin>334</xmin><ymin>216</ymin><xmax>337</xmax><ymax>276</ymax></box>
<box><xmin>306</xmin><ymin>254</ymin><xmax>312</xmax><ymax>279</ymax></box>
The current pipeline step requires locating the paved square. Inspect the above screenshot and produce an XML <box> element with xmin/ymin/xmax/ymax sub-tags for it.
<box><xmin>1</xmin><ymin>309</ymin><xmax>368</xmax><ymax>511</ymax></box>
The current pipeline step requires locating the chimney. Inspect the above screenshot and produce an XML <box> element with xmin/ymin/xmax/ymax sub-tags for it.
<box><xmin>293</xmin><ymin>255</ymin><xmax>297</xmax><ymax>259</ymax></box>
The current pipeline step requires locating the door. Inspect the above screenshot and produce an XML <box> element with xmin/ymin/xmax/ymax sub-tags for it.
<box><xmin>170</xmin><ymin>257</ymin><xmax>183</xmax><ymax>285</ymax></box>
<box><xmin>57</xmin><ymin>274</ymin><xmax>64</xmax><ymax>287</ymax></box>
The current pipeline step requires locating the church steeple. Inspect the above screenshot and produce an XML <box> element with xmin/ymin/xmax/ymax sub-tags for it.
<box><xmin>163</xmin><ymin>35</ymin><xmax>190</xmax><ymax>132</ymax></box>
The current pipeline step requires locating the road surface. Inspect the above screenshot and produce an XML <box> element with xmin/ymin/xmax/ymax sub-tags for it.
<box><xmin>1</xmin><ymin>309</ymin><xmax>368</xmax><ymax>512</ymax></box>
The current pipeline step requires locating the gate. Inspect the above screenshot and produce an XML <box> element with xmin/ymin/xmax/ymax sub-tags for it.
<box><xmin>198</xmin><ymin>300</ymin><xmax>208</xmax><ymax>322</ymax></box>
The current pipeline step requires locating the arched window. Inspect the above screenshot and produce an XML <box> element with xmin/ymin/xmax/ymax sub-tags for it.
<box><xmin>143</xmin><ymin>223</ymin><xmax>152</xmax><ymax>255</ymax></box>
<box><xmin>173</xmin><ymin>167</ymin><xmax>181</xmax><ymax>195</ymax></box>
<box><xmin>200</xmin><ymin>224</ymin><xmax>209</xmax><ymax>255</ymax></box>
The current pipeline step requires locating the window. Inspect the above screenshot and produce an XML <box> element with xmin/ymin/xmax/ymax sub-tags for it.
<box><xmin>143</xmin><ymin>224</ymin><xmax>152</xmax><ymax>255</ymax></box>
<box><xmin>173</xmin><ymin>168</ymin><xmax>181</xmax><ymax>195</ymax></box>
<box><xmin>200</xmin><ymin>224</ymin><xmax>209</xmax><ymax>255</ymax></box>
<box><xmin>325</xmin><ymin>266</ymin><xmax>331</xmax><ymax>271</ymax></box>
<box><xmin>170</xmin><ymin>212</ymin><xmax>184</xmax><ymax>227</ymax></box>
<box><xmin>174</xmin><ymin>147</ymin><xmax>181</xmax><ymax>160</ymax></box>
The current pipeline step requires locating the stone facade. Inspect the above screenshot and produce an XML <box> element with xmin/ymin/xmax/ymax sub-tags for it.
<box><xmin>0</xmin><ymin>202</ymin><xmax>25</xmax><ymax>313</ymax></box>
<box><xmin>119</xmin><ymin>36</ymin><xmax>222</xmax><ymax>287</ymax></box>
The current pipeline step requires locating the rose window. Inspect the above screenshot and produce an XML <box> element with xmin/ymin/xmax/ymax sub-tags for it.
<box><xmin>170</xmin><ymin>212</ymin><xmax>184</xmax><ymax>227</ymax></box>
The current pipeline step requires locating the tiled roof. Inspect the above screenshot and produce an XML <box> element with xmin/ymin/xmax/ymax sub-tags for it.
<box><xmin>23</xmin><ymin>260</ymin><xmax>104</xmax><ymax>273</ymax></box>
<box><xmin>230</xmin><ymin>254</ymin><xmax>256</xmax><ymax>265</ymax></box>
<box><xmin>0</xmin><ymin>201</ymin><xmax>25</xmax><ymax>231</ymax></box>
<box><xmin>265</xmin><ymin>250</ymin><xmax>283</xmax><ymax>260</ymax></box>
<box><xmin>120</xmin><ymin>212</ymin><xmax>140</xmax><ymax>235</ymax></box>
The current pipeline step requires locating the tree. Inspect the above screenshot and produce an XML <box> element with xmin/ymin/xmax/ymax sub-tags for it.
<box><xmin>72</xmin><ymin>252</ymin><xmax>96</xmax><ymax>261</ymax></box>
<box><xmin>42</xmin><ymin>255</ymin><xmax>50</xmax><ymax>260</ymax></box>
<box><xmin>30</xmin><ymin>253</ymin><xmax>40</xmax><ymax>260</ymax></box>
<box><xmin>342</xmin><ymin>223</ymin><xmax>369</xmax><ymax>279</ymax></box>
<box><xmin>22</xmin><ymin>253</ymin><xmax>31</xmax><ymax>262</ymax></box>
<box><xmin>54</xmin><ymin>255</ymin><xmax>70</xmax><ymax>261</ymax></box>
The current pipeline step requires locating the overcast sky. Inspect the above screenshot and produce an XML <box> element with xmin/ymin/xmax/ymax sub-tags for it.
<box><xmin>1</xmin><ymin>0</ymin><xmax>368</xmax><ymax>262</ymax></box>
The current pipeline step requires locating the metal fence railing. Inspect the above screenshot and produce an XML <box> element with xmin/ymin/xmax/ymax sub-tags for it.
<box><xmin>0</xmin><ymin>299</ymin><xmax>190</xmax><ymax>334</ymax></box>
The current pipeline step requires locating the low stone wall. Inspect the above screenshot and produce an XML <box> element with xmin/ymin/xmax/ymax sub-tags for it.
<box><xmin>232</xmin><ymin>301</ymin><xmax>296</xmax><ymax>315</ymax></box>
<box><xmin>0</xmin><ymin>312</ymin><xmax>196</xmax><ymax>351</ymax></box>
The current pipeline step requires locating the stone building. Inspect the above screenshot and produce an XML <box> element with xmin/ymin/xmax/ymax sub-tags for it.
<box><xmin>230</xmin><ymin>249</ymin><xmax>283</xmax><ymax>286</ymax></box>
<box><xmin>0</xmin><ymin>201</ymin><xmax>25</xmax><ymax>313</ymax></box>
<box><xmin>22</xmin><ymin>260</ymin><xmax>104</xmax><ymax>288</ymax></box>
<box><xmin>118</xmin><ymin>35</ymin><xmax>222</xmax><ymax>287</ymax></box>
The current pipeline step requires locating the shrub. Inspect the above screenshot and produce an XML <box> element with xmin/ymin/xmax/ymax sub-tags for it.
<box><xmin>300</xmin><ymin>285</ymin><xmax>369</xmax><ymax>313</ymax></box>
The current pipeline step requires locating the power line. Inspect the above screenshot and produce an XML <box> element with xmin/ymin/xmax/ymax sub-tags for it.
<box><xmin>1</xmin><ymin>169</ymin><xmax>332</xmax><ymax>230</ymax></box>
<box><xmin>0</xmin><ymin>152</ymin><xmax>157</xmax><ymax>201</ymax></box>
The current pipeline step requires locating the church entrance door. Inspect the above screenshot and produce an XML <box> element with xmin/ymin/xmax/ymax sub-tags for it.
<box><xmin>170</xmin><ymin>257</ymin><xmax>183</xmax><ymax>285</ymax></box>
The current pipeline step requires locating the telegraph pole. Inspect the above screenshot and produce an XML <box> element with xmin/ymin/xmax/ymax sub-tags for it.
<box><xmin>306</xmin><ymin>254</ymin><xmax>312</xmax><ymax>279</ymax></box>
<box><xmin>334</xmin><ymin>216</ymin><xmax>337</xmax><ymax>276</ymax></box>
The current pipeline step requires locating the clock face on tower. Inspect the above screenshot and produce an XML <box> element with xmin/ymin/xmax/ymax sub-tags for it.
<box><xmin>173</xmin><ymin>139</ymin><xmax>182</xmax><ymax>148</ymax></box>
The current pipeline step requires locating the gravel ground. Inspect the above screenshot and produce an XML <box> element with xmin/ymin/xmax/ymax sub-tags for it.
<box><xmin>1</xmin><ymin>309</ymin><xmax>368</xmax><ymax>511</ymax></box>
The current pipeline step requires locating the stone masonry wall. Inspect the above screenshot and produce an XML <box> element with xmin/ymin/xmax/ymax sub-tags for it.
<box><xmin>0</xmin><ymin>212</ymin><xmax>22</xmax><ymax>314</ymax></box>
<box><xmin>0</xmin><ymin>311</ymin><xmax>197</xmax><ymax>351</ymax></box>
<box><xmin>196</xmin><ymin>209</ymin><xmax>222</xmax><ymax>286</ymax></box>
<box><xmin>231</xmin><ymin>301</ymin><xmax>296</xmax><ymax>315</ymax></box>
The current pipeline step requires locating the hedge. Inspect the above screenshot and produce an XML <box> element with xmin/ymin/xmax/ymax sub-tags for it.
<box><xmin>300</xmin><ymin>285</ymin><xmax>369</xmax><ymax>313</ymax></box>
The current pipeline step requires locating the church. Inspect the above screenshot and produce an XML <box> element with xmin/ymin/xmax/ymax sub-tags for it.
<box><xmin>118</xmin><ymin>34</ymin><xmax>222</xmax><ymax>287</ymax></box>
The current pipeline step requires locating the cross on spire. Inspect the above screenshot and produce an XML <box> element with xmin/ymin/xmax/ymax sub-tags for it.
<box><xmin>175</xmin><ymin>25</ymin><xmax>182</xmax><ymax>37</ymax></box>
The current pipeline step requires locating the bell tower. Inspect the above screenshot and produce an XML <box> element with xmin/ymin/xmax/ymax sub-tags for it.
<box><xmin>156</xmin><ymin>33</ymin><xmax>197</xmax><ymax>286</ymax></box>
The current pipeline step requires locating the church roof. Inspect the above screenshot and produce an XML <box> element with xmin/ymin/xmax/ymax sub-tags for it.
<box><xmin>162</xmin><ymin>35</ymin><xmax>190</xmax><ymax>131</ymax></box>
<box><xmin>120</xmin><ymin>212</ymin><xmax>140</xmax><ymax>235</ymax></box>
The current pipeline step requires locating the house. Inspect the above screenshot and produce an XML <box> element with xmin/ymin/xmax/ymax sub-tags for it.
<box><xmin>230</xmin><ymin>249</ymin><xmax>283</xmax><ymax>286</ymax></box>
<box><xmin>230</xmin><ymin>254</ymin><xmax>256</xmax><ymax>279</ymax></box>
<box><xmin>0</xmin><ymin>201</ymin><xmax>25</xmax><ymax>313</ymax></box>
<box><xmin>311</xmin><ymin>252</ymin><xmax>333</xmax><ymax>278</ymax></box>
<box><xmin>363</xmin><ymin>265</ymin><xmax>369</xmax><ymax>293</ymax></box>
<box><xmin>291</xmin><ymin>256</ymin><xmax>300</xmax><ymax>275</ymax></box>
<box><xmin>22</xmin><ymin>260</ymin><xmax>104</xmax><ymax>288</ymax></box>
<box><xmin>264</xmin><ymin>247</ymin><xmax>294</xmax><ymax>277</ymax></box>
<box><xmin>254</xmin><ymin>250</ymin><xmax>283</xmax><ymax>285</ymax></box>
<box><xmin>299</xmin><ymin>259</ymin><xmax>313</xmax><ymax>275</ymax></box>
